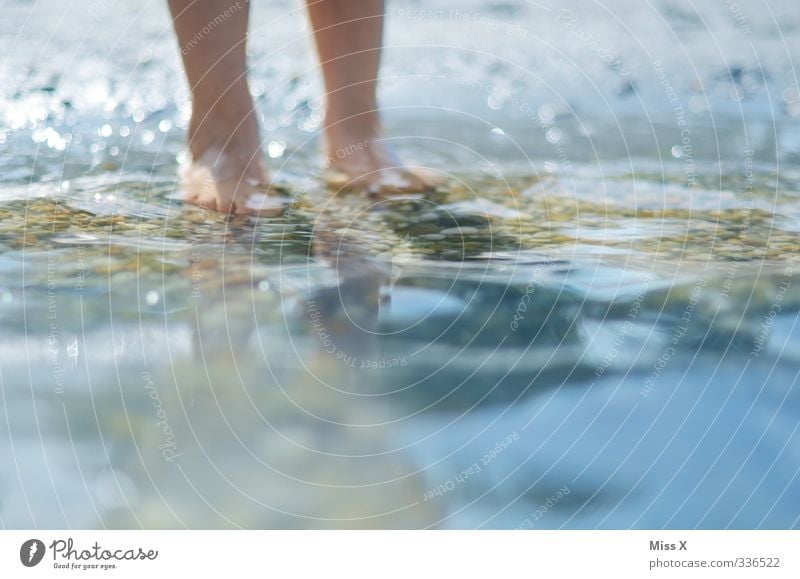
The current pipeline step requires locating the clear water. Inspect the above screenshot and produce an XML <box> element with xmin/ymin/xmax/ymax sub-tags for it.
<box><xmin>1</xmin><ymin>0</ymin><xmax>799</xmax><ymax>529</ymax></box>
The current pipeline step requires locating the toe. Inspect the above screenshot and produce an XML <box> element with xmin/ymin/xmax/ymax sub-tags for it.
<box><xmin>241</xmin><ymin>192</ymin><xmax>290</xmax><ymax>217</ymax></box>
<box><xmin>367</xmin><ymin>167</ymin><xmax>438</xmax><ymax>196</ymax></box>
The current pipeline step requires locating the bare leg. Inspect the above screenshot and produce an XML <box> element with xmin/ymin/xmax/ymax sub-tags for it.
<box><xmin>169</xmin><ymin>0</ymin><xmax>278</xmax><ymax>214</ymax></box>
<box><xmin>306</xmin><ymin>0</ymin><xmax>436</xmax><ymax>194</ymax></box>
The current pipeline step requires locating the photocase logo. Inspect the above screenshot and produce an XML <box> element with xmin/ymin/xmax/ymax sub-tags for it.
<box><xmin>20</xmin><ymin>539</ymin><xmax>46</xmax><ymax>567</ymax></box>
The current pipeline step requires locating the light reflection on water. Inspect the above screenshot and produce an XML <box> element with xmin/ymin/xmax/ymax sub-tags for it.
<box><xmin>1</xmin><ymin>0</ymin><xmax>800</xmax><ymax>529</ymax></box>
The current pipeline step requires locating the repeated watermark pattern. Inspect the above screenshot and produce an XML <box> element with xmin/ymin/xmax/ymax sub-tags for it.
<box><xmin>516</xmin><ymin>486</ymin><xmax>571</xmax><ymax>528</ymax></box>
<box><xmin>641</xmin><ymin>278</ymin><xmax>707</xmax><ymax>398</ymax></box>
<box><xmin>142</xmin><ymin>372</ymin><xmax>181</xmax><ymax>463</ymax></box>
<box><xmin>555</xmin><ymin>9</ymin><xmax>632</xmax><ymax>76</ymax></box>
<box><xmin>423</xmin><ymin>431</ymin><xmax>519</xmax><ymax>502</ymax></box>
<box><xmin>180</xmin><ymin>1</ymin><xmax>244</xmax><ymax>56</ymax></box>
<box><xmin>393</xmin><ymin>8</ymin><xmax>529</xmax><ymax>38</ymax></box>
<box><xmin>594</xmin><ymin>278</ymin><xmax>651</xmax><ymax>378</ymax></box>
<box><xmin>2</xmin><ymin>0</ymin><xmax>799</xmax><ymax>535</ymax></box>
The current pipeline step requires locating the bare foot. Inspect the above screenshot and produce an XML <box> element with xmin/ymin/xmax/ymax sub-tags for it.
<box><xmin>180</xmin><ymin>93</ymin><xmax>287</xmax><ymax>215</ymax></box>
<box><xmin>323</xmin><ymin>116</ymin><xmax>439</xmax><ymax>196</ymax></box>
<box><xmin>180</xmin><ymin>146</ymin><xmax>285</xmax><ymax>216</ymax></box>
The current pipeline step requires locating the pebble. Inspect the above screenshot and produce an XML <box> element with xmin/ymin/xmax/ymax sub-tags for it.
<box><xmin>2</xmin><ymin>172</ymin><xmax>800</xmax><ymax>304</ymax></box>
<box><xmin>440</xmin><ymin>226</ymin><xmax>479</xmax><ymax>236</ymax></box>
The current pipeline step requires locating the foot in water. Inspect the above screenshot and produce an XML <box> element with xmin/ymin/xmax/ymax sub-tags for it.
<box><xmin>180</xmin><ymin>113</ymin><xmax>436</xmax><ymax>214</ymax></box>
<box><xmin>179</xmin><ymin>91</ymin><xmax>285</xmax><ymax>215</ymax></box>
<box><xmin>170</xmin><ymin>0</ymin><xmax>284</xmax><ymax>215</ymax></box>
<box><xmin>323</xmin><ymin>114</ymin><xmax>439</xmax><ymax>196</ymax></box>
<box><xmin>180</xmin><ymin>139</ymin><xmax>284</xmax><ymax>216</ymax></box>
<box><xmin>171</xmin><ymin>0</ymin><xmax>436</xmax><ymax>213</ymax></box>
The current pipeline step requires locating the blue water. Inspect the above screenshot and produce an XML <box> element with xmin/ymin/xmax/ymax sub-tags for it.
<box><xmin>1</xmin><ymin>0</ymin><xmax>799</xmax><ymax>529</ymax></box>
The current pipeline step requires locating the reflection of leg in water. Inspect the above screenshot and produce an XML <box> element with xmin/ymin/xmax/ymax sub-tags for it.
<box><xmin>378</xmin><ymin>233</ymin><xmax>414</xmax><ymax>322</ymax></box>
<box><xmin>307</xmin><ymin>226</ymin><xmax>389</xmax><ymax>382</ymax></box>
<box><xmin>307</xmin><ymin>275</ymin><xmax>381</xmax><ymax>371</ymax></box>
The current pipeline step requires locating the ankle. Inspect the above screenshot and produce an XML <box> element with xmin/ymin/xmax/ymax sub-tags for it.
<box><xmin>185</xmin><ymin>119</ymin><xmax>266</xmax><ymax>183</ymax></box>
<box><xmin>324</xmin><ymin>110</ymin><xmax>382</xmax><ymax>147</ymax></box>
<box><xmin>187</xmin><ymin>97</ymin><xmax>261</xmax><ymax>160</ymax></box>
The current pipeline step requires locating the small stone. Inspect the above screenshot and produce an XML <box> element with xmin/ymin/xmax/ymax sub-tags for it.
<box><xmin>440</xmin><ymin>226</ymin><xmax>479</xmax><ymax>236</ymax></box>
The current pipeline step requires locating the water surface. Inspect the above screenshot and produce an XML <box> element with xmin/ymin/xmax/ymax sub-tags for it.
<box><xmin>1</xmin><ymin>0</ymin><xmax>799</xmax><ymax>529</ymax></box>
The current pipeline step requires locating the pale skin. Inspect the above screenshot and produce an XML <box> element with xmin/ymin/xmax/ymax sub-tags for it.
<box><xmin>168</xmin><ymin>0</ymin><xmax>436</xmax><ymax>214</ymax></box>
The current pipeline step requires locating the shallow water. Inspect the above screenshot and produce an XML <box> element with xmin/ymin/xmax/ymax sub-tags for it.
<box><xmin>1</xmin><ymin>0</ymin><xmax>800</xmax><ymax>529</ymax></box>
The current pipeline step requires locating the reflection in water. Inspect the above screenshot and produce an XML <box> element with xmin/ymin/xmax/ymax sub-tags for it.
<box><xmin>2</xmin><ymin>0</ymin><xmax>800</xmax><ymax>530</ymax></box>
<box><xmin>5</xmin><ymin>205</ymin><xmax>799</xmax><ymax>528</ymax></box>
